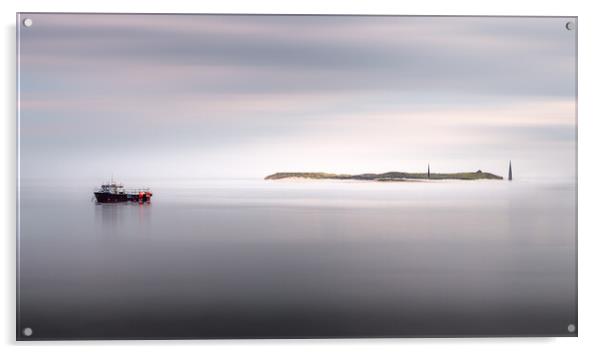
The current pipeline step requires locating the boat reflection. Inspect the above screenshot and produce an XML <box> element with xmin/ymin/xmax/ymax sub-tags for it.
<box><xmin>94</xmin><ymin>201</ymin><xmax>152</xmax><ymax>232</ymax></box>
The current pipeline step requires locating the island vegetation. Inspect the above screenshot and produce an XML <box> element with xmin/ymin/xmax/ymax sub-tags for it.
<box><xmin>265</xmin><ymin>171</ymin><xmax>503</xmax><ymax>182</ymax></box>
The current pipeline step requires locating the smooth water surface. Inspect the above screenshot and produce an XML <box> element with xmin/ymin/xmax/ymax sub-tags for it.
<box><xmin>17</xmin><ymin>178</ymin><xmax>577</xmax><ymax>339</ymax></box>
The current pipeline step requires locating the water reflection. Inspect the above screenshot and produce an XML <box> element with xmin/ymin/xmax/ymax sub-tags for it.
<box><xmin>19</xmin><ymin>180</ymin><xmax>576</xmax><ymax>339</ymax></box>
<box><xmin>94</xmin><ymin>201</ymin><xmax>152</xmax><ymax>231</ymax></box>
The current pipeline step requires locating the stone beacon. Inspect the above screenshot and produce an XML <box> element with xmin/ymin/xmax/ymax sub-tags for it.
<box><xmin>428</xmin><ymin>164</ymin><xmax>431</xmax><ymax>179</ymax></box>
<box><xmin>508</xmin><ymin>160</ymin><xmax>513</xmax><ymax>181</ymax></box>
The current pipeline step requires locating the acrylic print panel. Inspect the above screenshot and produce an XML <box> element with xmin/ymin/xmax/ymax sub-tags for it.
<box><xmin>16</xmin><ymin>13</ymin><xmax>577</xmax><ymax>340</ymax></box>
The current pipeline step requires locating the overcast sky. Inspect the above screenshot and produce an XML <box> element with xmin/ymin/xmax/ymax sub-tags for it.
<box><xmin>18</xmin><ymin>14</ymin><xmax>576</xmax><ymax>181</ymax></box>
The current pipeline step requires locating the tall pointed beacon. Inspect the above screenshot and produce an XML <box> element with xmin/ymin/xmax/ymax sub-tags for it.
<box><xmin>508</xmin><ymin>160</ymin><xmax>513</xmax><ymax>181</ymax></box>
<box><xmin>428</xmin><ymin>163</ymin><xmax>431</xmax><ymax>179</ymax></box>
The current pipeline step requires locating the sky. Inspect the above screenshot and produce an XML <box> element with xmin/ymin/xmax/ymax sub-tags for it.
<box><xmin>18</xmin><ymin>14</ymin><xmax>577</xmax><ymax>181</ymax></box>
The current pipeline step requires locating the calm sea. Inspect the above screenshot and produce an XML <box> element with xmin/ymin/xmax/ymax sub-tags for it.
<box><xmin>17</xmin><ymin>178</ymin><xmax>577</xmax><ymax>339</ymax></box>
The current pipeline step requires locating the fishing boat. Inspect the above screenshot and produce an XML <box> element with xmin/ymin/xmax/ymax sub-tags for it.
<box><xmin>94</xmin><ymin>181</ymin><xmax>152</xmax><ymax>203</ymax></box>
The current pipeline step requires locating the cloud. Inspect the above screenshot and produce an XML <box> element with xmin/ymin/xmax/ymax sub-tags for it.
<box><xmin>20</xmin><ymin>15</ymin><xmax>575</xmax><ymax>97</ymax></box>
<box><xmin>18</xmin><ymin>14</ymin><xmax>576</xmax><ymax>180</ymax></box>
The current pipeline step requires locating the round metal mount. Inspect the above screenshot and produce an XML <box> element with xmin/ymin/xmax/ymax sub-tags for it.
<box><xmin>567</xmin><ymin>324</ymin><xmax>576</xmax><ymax>333</ymax></box>
<box><xmin>22</xmin><ymin>327</ymin><xmax>33</xmax><ymax>337</ymax></box>
<box><xmin>23</xmin><ymin>18</ymin><xmax>33</xmax><ymax>28</ymax></box>
<box><xmin>565</xmin><ymin>21</ymin><xmax>575</xmax><ymax>31</ymax></box>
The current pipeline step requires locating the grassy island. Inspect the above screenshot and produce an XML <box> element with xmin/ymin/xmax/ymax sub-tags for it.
<box><xmin>265</xmin><ymin>171</ymin><xmax>503</xmax><ymax>181</ymax></box>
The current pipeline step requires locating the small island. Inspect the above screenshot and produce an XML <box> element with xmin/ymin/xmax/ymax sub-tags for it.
<box><xmin>265</xmin><ymin>171</ymin><xmax>503</xmax><ymax>182</ymax></box>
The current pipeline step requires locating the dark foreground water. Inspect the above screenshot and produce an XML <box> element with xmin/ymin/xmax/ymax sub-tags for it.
<box><xmin>17</xmin><ymin>178</ymin><xmax>577</xmax><ymax>339</ymax></box>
